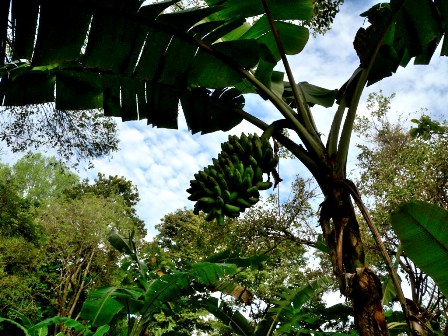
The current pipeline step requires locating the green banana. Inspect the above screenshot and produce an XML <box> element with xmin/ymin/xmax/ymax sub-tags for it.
<box><xmin>252</xmin><ymin>134</ymin><xmax>263</xmax><ymax>161</ymax></box>
<box><xmin>199</xmin><ymin>170</ymin><xmax>208</xmax><ymax>182</ymax></box>
<box><xmin>256</xmin><ymin>181</ymin><xmax>273</xmax><ymax>190</ymax></box>
<box><xmin>233</xmin><ymin>169</ymin><xmax>243</xmax><ymax>186</ymax></box>
<box><xmin>239</xmin><ymin>133</ymin><xmax>250</xmax><ymax>152</ymax></box>
<box><xmin>208</xmin><ymin>166</ymin><xmax>219</xmax><ymax>179</ymax></box>
<box><xmin>235</xmin><ymin>197</ymin><xmax>252</xmax><ymax>208</ymax></box>
<box><xmin>212</xmin><ymin>158</ymin><xmax>223</xmax><ymax>173</ymax></box>
<box><xmin>248</xmin><ymin>155</ymin><xmax>258</xmax><ymax>169</ymax></box>
<box><xmin>198</xmin><ymin>181</ymin><xmax>214</xmax><ymax>196</ymax></box>
<box><xmin>236</xmin><ymin>161</ymin><xmax>244</xmax><ymax>177</ymax></box>
<box><xmin>229</xmin><ymin>191</ymin><xmax>239</xmax><ymax>201</ymax></box>
<box><xmin>231</xmin><ymin>153</ymin><xmax>240</xmax><ymax>164</ymax></box>
<box><xmin>230</xmin><ymin>138</ymin><xmax>245</xmax><ymax>158</ymax></box>
<box><xmin>213</xmin><ymin>184</ymin><xmax>222</xmax><ymax>197</ymax></box>
<box><xmin>243</xmin><ymin>165</ymin><xmax>254</xmax><ymax>181</ymax></box>
<box><xmin>216</xmin><ymin>173</ymin><xmax>229</xmax><ymax>191</ymax></box>
<box><xmin>241</xmin><ymin>174</ymin><xmax>252</xmax><ymax>191</ymax></box>
<box><xmin>221</xmin><ymin>141</ymin><xmax>234</xmax><ymax>154</ymax></box>
<box><xmin>187</xmin><ymin>191</ymin><xmax>202</xmax><ymax>201</ymax></box>
<box><xmin>223</xmin><ymin>190</ymin><xmax>231</xmax><ymax>201</ymax></box>
<box><xmin>198</xmin><ymin>197</ymin><xmax>216</xmax><ymax>204</ymax></box>
<box><xmin>188</xmin><ymin>132</ymin><xmax>281</xmax><ymax>223</ymax></box>
<box><xmin>216</xmin><ymin>213</ymin><xmax>224</xmax><ymax>225</ymax></box>
<box><xmin>216</xmin><ymin>196</ymin><xmax>225</xmax><ymax>208</ymax></box>
<box><xmin>244</xmin><ymin>135</ymin><xmax>253</xmax><ymax>154</ymax></box>
<box><xmin>262</xmin><ymin>148</ymin><xmax>274</xmax><ymax>171</ymax></box>
<box><xmin>245</xmin><ymin>186</ymin><xmax>259</xmax><ymax>195</ymax></box>
<box><xmin>254</xmin><ymin>166</ymin><xmax>263</xmax><ymax>183</ymax></box>
<box><xmin>224</xmin><ymin>203</ymin><xmax>241</xmax><ymax>214</ymax></box>
<box><xmin>248</xmin><ymin>196</ymin><xmax>259</xmax><ymax>205</ymax></box>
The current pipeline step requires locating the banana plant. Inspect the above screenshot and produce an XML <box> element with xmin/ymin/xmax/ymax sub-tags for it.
<box><xmin>205</xmin><ymin>276</ymin><xmax>357</xmax><ymax>336</ymax></box>
<box><xmin>80</xmin><ymin>231</ymin><xmax>265</xmax><ymax>336</ymax></box>
<box><xmin>1</xmin><ymin>0</ymin><xmax>448</xmax><ymax>335</ymax></box>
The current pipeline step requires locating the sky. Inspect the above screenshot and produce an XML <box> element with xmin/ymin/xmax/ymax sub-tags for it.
<box><xmin>2</xmin><ymin>0</ymin><xmax>448</xmax><ymax>239</ymax></box>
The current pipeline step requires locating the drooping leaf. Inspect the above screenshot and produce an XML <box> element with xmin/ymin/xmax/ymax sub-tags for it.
<box><xmin>181</xmin><ymin>88</ymin><xmax>244</xmax><ymax>134</ymax></box>
<box><xmin>240</xmin><ymin>16</ymin><xmax>309</xmax><ymax>61</ymax></box>
<box><xmin>204</xmin><ymin>248</ymin><xmax>268</xmax><ymax>268</ymax></box>
<box><xmin>382</xmin><ymin>245</ymin><xmax>403</xmax><ymax>306</ymax></box>
<box><xmin>80</xmin><ymin>287</ymin><xmax>127</xmax><ymax>327</ymax></box>
<box><xmin>356</xmin><ymin>0</ymin><xmax>446</xmax><ymax>85</ymax></box>
<box><xmin>215</xmin><ymin>280</ymin><xmax>253</xmax><ymax>304</ymax></box>
<box><xmin>189</xmin><ymin>262</ymin><xmax>238</xmax><ymax>286</ymax></box>
<box><xmin>0</xmin><ymin>318</ymin><xmax>30</xmax><ymax>336</ymax></box>
<box><xmin>31</xmin><ymin>316</ymin><xmax>87</xmax><ymax>335</ymax></box>
<box><xmin>107</xmin><ymin>230</ymin><xmax>134</xmax><ymax>255</ymax></box>
<box><xmin>283</xmin><ymin>81</ymin><xmax>338</xmax><ymax>108</ymax></box>
<box><xmin>206</xmin><ymin>297</ymin><xmax>254</xmax><ymax>336</ymax></box>
<box><xmin>255</xmin><ymin>276</ymin><xmax>332</xmax><ymax>335</ymax></box>
<box><xmin>205</xmin><ymin>0</ymin><xmax>313</xmax><ymax>21</ymax></box>
<box><xmin>390</xmin><ymin>201</ymin><xmax>448</xmax><ymax>296</ymax></box>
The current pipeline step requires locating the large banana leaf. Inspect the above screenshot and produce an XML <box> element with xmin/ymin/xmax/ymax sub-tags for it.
<box><xmin>253</xmin><ymin>276</ymin><xmax>332</xmax><ymax>335</ymax></box>
<box><xmin>354</xmin><ymin>0</ymin><xmax>448</xmax><ymax>85</ymax></box>
<box><xmin>80</xmin><ymin>261</ymin><xmax>242</xmax><ymax>327</ymax></box>
<box><xmin>206</xmin><ymin>297</ymin><xmax>255</xmax><ymax>336</ymax></box>
<box><xmin>0</xmin><ymin>0</ymin><xmax>312</xmax><ymax>134</ymax></box>
<box><xmin>390</xmin><ymin>201</ymin><xmax>448</xmax><ymax>297</ymax></box>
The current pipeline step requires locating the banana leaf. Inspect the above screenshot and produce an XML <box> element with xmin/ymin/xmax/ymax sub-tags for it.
<box><xmin>390</xmin><ymin>201</ymin><xmax>448</xmax><ymax>296</ymax></box>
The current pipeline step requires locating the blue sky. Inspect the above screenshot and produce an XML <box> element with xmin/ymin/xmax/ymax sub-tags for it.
<box><xmin>2</xmin><ymin>0</ymin><xmax>448</xmax><ymax>239</ymax></box>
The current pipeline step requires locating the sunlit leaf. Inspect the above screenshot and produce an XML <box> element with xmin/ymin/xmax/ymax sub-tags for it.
<box><xmin>390</xmin><ymin>201</ymin><xmax>448</xmax><ymax>296</ymax></box>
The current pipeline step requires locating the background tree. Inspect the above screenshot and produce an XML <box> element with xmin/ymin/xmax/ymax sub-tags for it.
<box><xmin>354</xmin><ymin>91</ymin><xmax>448</xmax><ymax>333</ymax></box>
<box><xmin>35</xmin><ymin>193</ymin><xmax>139</xmax><ymax>323</ymax></box>
<box><xmin>7</xmin><ymin>152</ymin><xmax>79</xmax><ymax>204</ymax></box>
<box><xmin>0</xmin><ymin>154</ymin><xmax>146</xmax><ymax>333</ymax></box>
<box><xmin>65</xmin><ymin>173</ymin><xmax>146</xmax><ymax>235</ymax></box>
<box><xmin>0</xmin><ymin>104</ymin><xmax>119</xmax><ymax>167</ymax></box>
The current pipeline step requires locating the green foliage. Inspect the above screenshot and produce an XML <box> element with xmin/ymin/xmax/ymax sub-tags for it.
<box><xmin>390</xmin><ymin>201</ymin><xmax>448</xmax><ymax>297</ymax></box>
<box><xmin>9</xmin><ymin>153</ymin><xmax>79</xmax><ymax>204</ymax></box>
<box><xmin>355</xmin><ymin>0</ymin><xmax>447</xmax><ymax>85</ymax></box>
<box><xmin>409</xmin><ymin>115</ymin><xmax>447</xmax><ymax>140</ymax></box>
<box><xmin>0</xmin><ymin>154</ymin><xmax>146</xmax><ymax>332</ymax></box>
<box><xmin>1</xmin><ymin>0</ymin><xmax>448</xmax><ymax>334</ymax></box>
<box><xmin>81</xmin><ymin>231</ymin><xmax>252</xmax><ymax>335</ymax></box>
<box><xmin>65</xmin><ymin>173</ymin><xmax>146</xmax><ymax>235</ymax></box>
<box><xmin>0</xmin><ymin>315</ymin><xmax>110</xmax><ymax>336</ymax></box>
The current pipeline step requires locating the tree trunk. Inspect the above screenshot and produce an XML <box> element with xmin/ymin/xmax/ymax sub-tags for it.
<box><xmin>320</xmin><ymin>183</ymin><xmax>389</xmax><ymax>335</ymax></box>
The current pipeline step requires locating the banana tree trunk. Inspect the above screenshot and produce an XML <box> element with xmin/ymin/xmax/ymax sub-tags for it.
<box><xmin>320</xmin><ymin>183</ymin><xmax>389</xmax><ymax>335</ymax></box>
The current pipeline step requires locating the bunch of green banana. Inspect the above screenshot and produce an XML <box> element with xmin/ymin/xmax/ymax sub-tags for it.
<box><xmin>187</xmin><ymin>133</ymin><xmax>279</xmax><ymax>224</ymax></box>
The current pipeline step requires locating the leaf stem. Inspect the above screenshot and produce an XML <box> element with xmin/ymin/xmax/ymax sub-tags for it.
<box><xmin>327</xmin><ymin>97</ymin><xmax>347</xmax><ymax>157</ymax></box>
<box><xmin>260</xmin><ymin>0</ymin><xmax>322</xmax><ymax>144</ymax></box>
<box><xmin>341</xmin><ymin>179</ymin><xmax>411</xmax><ymax>330</ymax></box>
